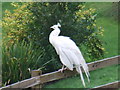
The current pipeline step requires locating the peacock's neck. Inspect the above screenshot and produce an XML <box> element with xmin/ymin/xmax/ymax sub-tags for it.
<box><xmin>49</xmin><ymin>28</ymin><xmax>60</xmax><ymax>44</ymax></box>
<box><xmin>50</xmin><ymin>28</ymin><xmax>60</xmax><ymax>37</ymax></box>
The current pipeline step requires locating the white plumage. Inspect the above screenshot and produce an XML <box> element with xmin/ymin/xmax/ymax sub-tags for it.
<box><xmin>49</xmin><ymin>23</ymin><xmax>90</xmax><ymax>87</ymax></box>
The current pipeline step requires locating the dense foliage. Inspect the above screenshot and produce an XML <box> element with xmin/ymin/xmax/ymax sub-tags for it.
<box><xmin>28</xmin><ymin>2</ymin><xmax>104</xmax><ymax>62</ymax></box>
<box><xmin>2</xmin><ymin>2</ymin><xmax>105</xmax><ymax>85</ymax></box>
<box><xmin>2</xmin><ymin>40</ymin><xmax>44</xmax><ymax>85</ymax></box>
<box><xmin>2</xmin><ymin>3</ymin><xmax>33</xmax><ymax>44</ymax></box>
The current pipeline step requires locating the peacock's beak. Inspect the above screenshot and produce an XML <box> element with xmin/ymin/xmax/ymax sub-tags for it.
<box><xmin>50</xmin><ymin>26</ymin><xmax>54</xmax><ymax>29</ymax></box>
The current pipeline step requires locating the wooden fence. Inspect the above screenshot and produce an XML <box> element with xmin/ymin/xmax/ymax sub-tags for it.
<box><xmin>90</xmin><ymin>81</ymin><xmax>120</xmax><ymax>90</ymax></box>
<box><xmin>0</xmin><ymin>55</ymin><xmax>120</xmax><ymax>89</ymax></box>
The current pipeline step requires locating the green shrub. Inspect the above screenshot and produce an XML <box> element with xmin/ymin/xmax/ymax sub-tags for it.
<box><xmin>2</xmin><ymin>2</ymin><xmax>33</xmax><ymax>44</ymax></box>
<box><xmin>2</xmin><ymin>40</ymin><xmax>44</xmax><ymax>86</ymax></box>
<box><xmin>28</xmin><ymin>2</ymin><xmax>104</xmax><ymax>62</ymax></box>
<box><xmin>2</xmin><ymin>2</ymin><xmax>105</xmax><ymax>73</ymax></box>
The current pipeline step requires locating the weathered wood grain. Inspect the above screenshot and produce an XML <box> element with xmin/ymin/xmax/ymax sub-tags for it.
<box><xmin>39</xmin><ymin>55</ymin><xmax>120</xmax><ymax>84</ymax></box>
<box><xmin>1</xmin><ymin>76</ymin><xmax>40</xmax><ymax>89</ymax></box>
<box><xmin>0</xmin><ymin>55</ymin><xmax>119</xmax><ymax>89</ymax></box>
<box><xmin>31</xmin><ymin>70</ymin><xmax>42</xmax><ymax>90</ymax></box>
<box><xmin>90</xmin><ymin>80</ymin><xmax>120</xmax><ymax>90</ymax></box>
<box><xmin>88</xmin><ymin>55</ymin><xmax>119</xmax><ymax>71</ymax></box>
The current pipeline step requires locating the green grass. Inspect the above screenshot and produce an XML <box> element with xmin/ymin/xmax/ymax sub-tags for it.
<box><xmin>97</xmin><ymin>17</ymin><xmax>118</xmax><ymax>58</ymax></box>
<box><xmin>85</xmin><ymin>2</ymin><xmax>118</xmax><ymax>19</ymax></box>
<box><xmin>0</xmin><ymin>2</ymin><xmax>14</xmax><ymax>63</ymax></box>
<box><xmin>2</xmin><ymin>2</ymin><xmax>15</xmax><ymax>16</ymax></box>
<box><xmin>44</xmin><ymin>2</ymin><xmax>119</xmax><ymax>88</ymax></box>
<box><xmin>2</xmin><ymin>2</ymin><xmax>119</xmax><ymax>88</ymax></box>
<box><xmin>0</xmin><ymin>2</ymin><xmax>2</xmax><ymax>84</ymax></box>
<box><xmin>2</xmin><ymin>2</ymin><xmax>118</xmax><ymax>58</ymax></box>
<box><xmin>85</xmin><ymin>2</ymin><xmax>118</xmax><ymax>58</ymax></box>
<box><xmin>1</xmin><ymin>2</ymin><xmax>16</xmax><ymax>71</ymax></box>
<box><xmin>44</xmin><ymin>65</ymin><xmax>119</xmax><ymax>88</ymax></box>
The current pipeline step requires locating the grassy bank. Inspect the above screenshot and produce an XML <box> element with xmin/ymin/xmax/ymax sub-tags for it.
<box><xmin>2</xmin><ymin>2</ymin><xmax>119</xmax><ymax>88</ymax></box>
<box><xmin>97</xmin><ymin>17</ymin><xmax>118</xmax><ymax>58</ymax></box>
<box><xmin>85</xmin><ymin>2</ymin><xmax>118</xmax><ymax>58</ymax></box>
<box><xmin>44</xmin><ymin>64</ymin><xmax>119</xmax><ymax>88</ymax></box>
<box><xmin>44</xmin><ymin>2</ymin><xmax>119</xmax><ymax>88</ymax></box>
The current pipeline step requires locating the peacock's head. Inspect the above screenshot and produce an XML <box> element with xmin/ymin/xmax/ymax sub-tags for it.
<box><xmin>50</xmin><ymin>23</ymin><xmax>61</xmax><ymax>30</ymax></box>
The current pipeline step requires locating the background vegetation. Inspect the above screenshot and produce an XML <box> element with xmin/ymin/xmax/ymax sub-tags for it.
<box><xmin>2</xmin><ymin>2</ymin><xmax>118</xmax><ymax>87</ymax></box>
<box><xmin>45</xmin><ymin>64</ymin><xmax>119</xmax><ymax>88</ymax></box>
<box><xmin>45</xmin><ymin>2</ymin><xmax>119</xmax><ymax>88</ymax></box>
<box><xmin>2</xmin><ymin>40</ymin><xmax>45</xmax><ymax>85</ymax></box>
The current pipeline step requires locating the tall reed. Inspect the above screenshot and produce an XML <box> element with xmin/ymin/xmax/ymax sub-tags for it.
<box><xmin>2</xmin><ymin>40</ymin><xmax>44</xmax><ymax>86</ymax></box>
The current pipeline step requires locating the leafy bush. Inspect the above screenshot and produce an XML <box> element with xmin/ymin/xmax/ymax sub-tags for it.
<box><xmin>2</xmin><ymin>2</ymin><xmax>33</xmax><ymax>44</ymax></box>
<box><xmin>2</xmin><ymin>40</ymin><xmax>44</xmax><ymax>86</ymax></box>
<box><xmin>28</xmin><ymin>2</ymin><xmax>104</xmax><ymax>62</ymax></box>
<box><xmin>2</xmin><ymin>2</ymin><xmax>105</xmax><ymax>73</ymax></box>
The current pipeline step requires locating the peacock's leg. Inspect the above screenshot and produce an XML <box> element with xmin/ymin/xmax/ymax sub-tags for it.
<box><xmin>58</xmin><ymin>65</ymin><xmax>68</xmax><ymax>72</ymax></box>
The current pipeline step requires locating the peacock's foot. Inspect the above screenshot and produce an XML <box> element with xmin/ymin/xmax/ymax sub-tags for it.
<box><xmin>58</xmin><ymin>67</ymin><xmax>67</xmax><ymax>73</ymax></box>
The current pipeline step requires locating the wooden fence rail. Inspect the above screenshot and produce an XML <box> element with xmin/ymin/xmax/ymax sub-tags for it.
<box><xmin>90</xmin><ymin>80</ymin><xmax>120</xmax><ymax>90</ymax></box>
<box><xmin>0</xmin><ymin>55</ymin><xmax>120</xmax><ymax>89</ymax></box>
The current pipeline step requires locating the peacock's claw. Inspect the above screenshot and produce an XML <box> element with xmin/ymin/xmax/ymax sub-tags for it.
<box><xmin>58</xmin><ymin>67</ymin><xmax>67</xmax><ymax>73</ymax></box>
<box><xmin>58</xmin><ymin>68</ymin><xmax>64</xmax><ymax>73</ymax></box>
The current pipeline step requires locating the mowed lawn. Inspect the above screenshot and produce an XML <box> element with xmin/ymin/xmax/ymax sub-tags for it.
<box><xmin>44</xmin><ymin>2</ymin><xmax>119</xmax><ymax>88</ymax></box>
<box><xmin>2</xmin><ymin>2</ymin><xmax>118</xmax><ymax>59</ymax></box>
<box><xmin>85</xmin><ymin>2</ymin><xmax>118</xmax><ymax>58</ymax></box>
<box><xmin>97</xmin><ymin>17</ymin><xmax>118</xmax><ymax>58</ymax></box>
<box><xmin>2</xmin><ymin>2</ymin><xmax>119</xmax><ymax>88</ymax></box>
<box><xmin>44</xmin><ymin>65</ymin><xmax>119</xmax><ymax>88</ymax></box>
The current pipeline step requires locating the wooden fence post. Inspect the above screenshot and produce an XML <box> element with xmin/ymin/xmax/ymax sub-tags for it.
<box><xmin>0</xmin><ymin>56</ymin><xmax>119</xmax><ymax>89</ymax></box>
<box><xmin>0</xmin><ymin>80</ymin><xmax>2</xmax><ymax>87</ymax></box>
<box><xmin>31</xmin><ymin>70</ymin><xmax>42</xmax><ymax>90</ymax></box>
